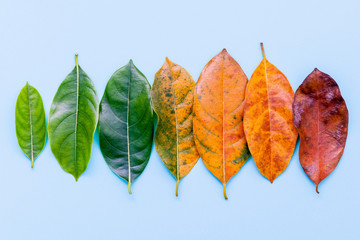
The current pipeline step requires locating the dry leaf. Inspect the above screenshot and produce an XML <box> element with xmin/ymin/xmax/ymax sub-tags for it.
<box><xmin>244</xmin><ymin>43</ymin><xmax>298</xmax><ymax>183</ymax></box>
<box><xmin>293</xmin><ymin>68</ymin><xmax>348</xmax><ymax>193</ymax></box>
<box><xmin>151</xmin><ymin>58</ymin><xmax>199</xmax><ymax>196</ymax></box>
<box><xmin>193</xmin><ymin>49</ymin><xmax>250</xmax><ymax>199</ymax></box>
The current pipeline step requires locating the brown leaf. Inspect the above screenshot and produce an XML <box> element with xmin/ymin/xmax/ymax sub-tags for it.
<box><xmin>293</xmin><ymin>68</ymin><xmax>348</xmax><ymax>193</ymax></box>
<box><xmin>151</xmin><ymin>58</ymin><xmax>199</xmax><ymax>196</ymax></box>
<box><xmin>193</xmin><ymin>49</ymin><xmax>250</xmax><ymax>199</ymax></box>
<box><xmin>244</xmin><ymin>43</ymin><xmax>298</xmax><ymax>183</ymax></box>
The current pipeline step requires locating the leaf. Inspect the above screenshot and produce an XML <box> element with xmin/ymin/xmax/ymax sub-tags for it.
<box><xmin>243</xmin><ymin>43</ymin><xmax>298</xmax><ymax>183</ymax></box>
<box><xmin>151</xmin><ymin>58</ymin><xmax>199</xmax><ymax>196</ymax></box>
<box><xmin>293</xmin><ymin>68</ymin><xmax>348</xmax><ymax>193</ymax></box>
<box><xmin>98</xmin><ymin>60</ymin><xmax>154</xmax><ymax>194</ymax></box>
<box><xmin>15</xmin><ymin>82</ymin><xmax>46</xmax><ymax>167</ymax></box>
<box><xmin>48</xmin><ymin>54</ymin><xmax>99</xmax><ymax>181</ymax></box>
<box><xmin>193</xmin><ymin>49</ymin><xmax>250</xmax><ymax>199</ymax></box>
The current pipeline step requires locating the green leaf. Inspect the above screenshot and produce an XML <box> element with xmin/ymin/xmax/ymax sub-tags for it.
<box><xmin>15</xmin><ymin>82</ymin><xmax>46</xmax><ymax>167</ymax></box>
<box><xmin>48</xmin><ymin>54</ymin><xmax>99</xmax><ymax>181</ymax></box>
<box><xmin>99</xmin><ymin>60</ymin><xmax>154</xmax><ymax>193</ymax></box>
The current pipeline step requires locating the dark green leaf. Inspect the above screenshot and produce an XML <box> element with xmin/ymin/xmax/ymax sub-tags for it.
<box><xmin>48</xmin><ymin>54</ymin><xmax>99</xmax><ymax>180</ymax></box>
<box><xmin>15</xmin><ymin>82</ymin><xmax>46</xmax><ymax>167</ymax></box>
<box><xmin>99</xmin><ymin>60</ymin><xmax>154</xmax><ymax>193</ymax></box>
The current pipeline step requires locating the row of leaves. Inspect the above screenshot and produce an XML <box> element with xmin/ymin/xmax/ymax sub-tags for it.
<box><xmin>15</xmin><ymin>44</ymin><xmax>348</xmax><ymax>198</ymax></box>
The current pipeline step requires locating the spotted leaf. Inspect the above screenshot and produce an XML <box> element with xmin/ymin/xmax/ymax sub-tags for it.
<box><xmin>151</xmin><ymin>58</ymin><xmax>199</xmax><ymax>196</ymax></box>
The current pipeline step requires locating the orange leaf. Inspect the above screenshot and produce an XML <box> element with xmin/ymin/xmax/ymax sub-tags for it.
<box><xmin>151</xmin><ymin>58</ymin><xmax>199</xmax><ymax>196</ymax></box>
<box><xmin>193</xmin><ymin>49</ymin><xmax>250</xmax><ymax>199</ymax></box>
<box><xmin>243</xmin><ymin>43</ymin><xmax>298</xmax><ymax>183</ymax></box>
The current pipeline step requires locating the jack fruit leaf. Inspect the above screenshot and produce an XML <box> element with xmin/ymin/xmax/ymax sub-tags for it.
<box><xmin>48</xmin><ymin>54</ymin><xmax>99</xmax><ymax>181</ymax></box>
<box><xmin>293</xmin><ymin>68</ymin><xmax>348</xmax><ymax>193</ymax></box>
<box><xmin>15</xmin><ymin>82</ymin><xmax>46</xmax><ymax>167</ymax></box>
<box><xmin>151</xmin><ymin>58</ymin><xmax>199</xmax><ymax>196</ymax></box>
<box><xmin>244</xmin><ymin>43</ymin><xmax>298</xmax><ymax>183</ymax></box>
<box><xmin>99</xmin><ymin>60</ymin><xmax>154</xmax><ymax>194</ymax></box>
<box><xmin>193</xmin><ymin>49</ymin><xmax>250</xmax><ymax>199</ymax></box>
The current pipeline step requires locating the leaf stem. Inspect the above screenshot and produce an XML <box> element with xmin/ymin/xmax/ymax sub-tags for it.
<box><xmin>128</xmin><ymin>181</ymin><xmax>132</xmax><ymax>194</ymax></box>
<box><xmin>176</xmin><ymin>179</ymin><xmax>179</xmax><ymax>197</ymax></box>
<box><xmin>316</xmin><ymin>184</ymin><xmax>319</xmax><ymax>194</ymax></box>
<box><xmin>260</xmin><ymin>42</ymin><xmax>266</xmax><ymax>58</ymax></box>
<box><xmin>223</xmin><ymin>183</ymin><xmax>228</xmax><ymax>200</ymax></box>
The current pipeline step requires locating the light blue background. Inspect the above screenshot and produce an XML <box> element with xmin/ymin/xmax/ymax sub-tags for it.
<box><xmin>1</xmin><ymin>0</ymin><xmax>359</xmax><ymax>239</ymax></box>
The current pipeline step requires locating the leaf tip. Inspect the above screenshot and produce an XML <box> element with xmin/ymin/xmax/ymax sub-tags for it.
<box><xmin>222</xmin><ymin>48</ymin><xmax>227</xmax><ymax>53</ymax></box>
<box><xmin>75</xmin><ymin>53</ymin><xmax>79</xmax><ymax>66</ymax></box>
<box><xmin>74</xmin><ymin>175</ymin><xmax>79</xmax><ymax>182</ymax></box>
<box><xmin>129</xmin><ymin>59</ymin><xmax>133</xmax><ymax>64</ymax></box>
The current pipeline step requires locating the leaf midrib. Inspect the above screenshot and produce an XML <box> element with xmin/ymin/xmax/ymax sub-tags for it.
<box><xmin>264</xmin><ymin>58</ymin><xmax>273</xmax><ymax>181</ymax></box>
<box><xmin>74</xmin><ymin>59</ymin><xmax>80</xmax><ymax>179</ymax></box>
<box><xmin>221</xmin><ymin>55</ymin><xmax>226</xmax><ymax>185</ymax></box>
<box><xmin>315</xmin><ymin>70</ymin><xmax>321</xmax><ymax>185</ymax></box>
<box><xmin>127</xmin><ymin>63</ymin><xmax>132</xmax><ymax>189</ymax></box>
<box><xmin>27</xmin><ymin>83</ymin><xmax>34</xmax><ymax>165</ymax></box>
<box><xmin>171</xmin><ymin>69</ymin><xmax>180</xmax><ymax>183</ymax></box>
<box><xmin>167</xmin><ymin>61</ymin><xmax>180</xmax><ymax>190</ymax></box>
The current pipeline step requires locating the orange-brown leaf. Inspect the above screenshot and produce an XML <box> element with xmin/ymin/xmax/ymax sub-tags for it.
<box><xmin>193</xmin><ymin>49</ymin><xmax>250</xmax><ymax>199</ymax></box>
<box><xmin>243</xmin><ymin>43</ymin><xmax>298</xmax><ymax>183</ymax></box>
<box><xmin>151</xmin><ymin>58</ymin><xmax>199</xmax><ymax>196</ymax></box>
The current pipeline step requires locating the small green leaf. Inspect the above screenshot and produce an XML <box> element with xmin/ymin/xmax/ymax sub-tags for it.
<box><xmin>48</xmin><ymin>54</ymin><xmax>99</xmax><ymax>180</ymax></box>
<box><xmin>99</xmin><ymin>60</ymin><xmax>154</xmax><ymax>193</ymax></box>
<box><xmin>15</xmin><ymin>82</ymin><xmax>46</xmax><ymax>167</ymax></box>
